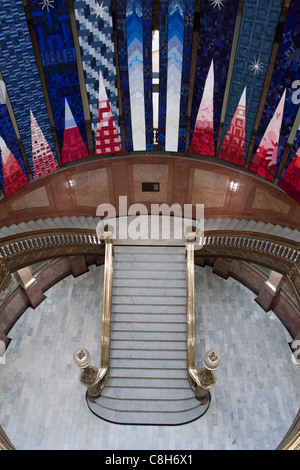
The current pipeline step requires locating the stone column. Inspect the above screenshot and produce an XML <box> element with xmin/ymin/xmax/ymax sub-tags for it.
<box><xmin>15</xmin><ymin>267</ymin><xmax>46</xmax><ymax>309</ymax></box>
<box><xmin>255</xmin><ymin>271</ymin><xmax>283</xmax><ymax>311</ymax></box>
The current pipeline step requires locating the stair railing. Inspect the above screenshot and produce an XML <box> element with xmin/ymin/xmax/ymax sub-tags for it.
<box><xmin>74</xmin><ymin>232</ymin><xmax>113</xmax><ymax>400</ymax></box>
<box><xmin>186</xmin><ymin>234</ymin><xmax>220</xmax><ymax>403</ymax></box>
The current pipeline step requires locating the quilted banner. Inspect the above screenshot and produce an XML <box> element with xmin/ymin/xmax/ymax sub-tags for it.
<box><xmin>249</xmin><ymin>0</ymin><xmax>300</xmax><ymax>181</ymax></box>
<box><xmin>189</xmin><ymin>0</ymin><xmax>239</xmax><ymax>156</ymax></box>
<box><xmin>0</xmin><ymin>0</ymin><xmax>58</xmax><ymax>178</ymax></box>
<box><xmin>74</xmin><ymin>0</ymin><xmax>121</xmax><ymax>152</ymax></box>
<box><xmin>28</xmin><ymin>0</ymin><xmax>88</xmax><ymax>163</ymax></box>
<box><xmin>278</xmin><ymin>126</ymin><xmax>300</xmax><ymax>203</ymax></box>
<box><xmin>0</xmin><ymin>83</ymin><xmax>29</xmax><ymax>196</ymax></box>
<box><xmin>218</xmin><ymin>0</ymin><xmax>283</xmax><ymax>166</ymax></box>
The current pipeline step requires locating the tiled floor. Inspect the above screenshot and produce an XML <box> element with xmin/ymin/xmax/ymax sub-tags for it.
<box><xmin>0</xmin><ymin>263</ymin><xmax>299</xmax><ymax>450</ymax></box>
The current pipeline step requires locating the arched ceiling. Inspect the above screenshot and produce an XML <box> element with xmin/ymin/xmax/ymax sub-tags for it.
<box><xmin>0</xmin><ymin>0</ymin><xmax>299</xmax><ymax>204</ymax></box>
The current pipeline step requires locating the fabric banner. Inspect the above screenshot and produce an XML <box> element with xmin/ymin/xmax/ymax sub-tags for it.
<box><xmin>74</xmin><ymin>0</ymin><xmax>120</xmax><ymax>148</ymax></box>
<box><xmin>28</xmin><ymin>0</ymin><xmax>88</xmax><ymax>162</ymax></box>
<box><xmin>219</xmin><ymin>0</ymin><xmax>283</xmax><ymax>166</ymax></box>
<box><xmin>158</xmin><ymin>0</ymin><xmax>169</xmax><ymax>151</ymax></box>
<box><xmin>116</xmin><ymin>0</ymin><xmax>133</xmax><ymax>151</ymax></box>
<box><xmin>0</xmin><ymin>85</ymin><xmax>29</xmax><ymax>196</ymax></box>
<box><xmin>278</xmin><ymin>126</ymin><xmax>300</xmax><ymax>203</ymax></box>
<box><xmin>249</xmin><ymin>0</ymin><xmax>300</xmax><ymax>181</ymax></box>
<box><xmin>0</xmin><ymin>0</ymin><xmax>58</xmax><ymax>178</ymax></box>
<box><xmin>189</xmin><ymin>0</ymin><xmax>239</xmax><ymax>156</ymax></box>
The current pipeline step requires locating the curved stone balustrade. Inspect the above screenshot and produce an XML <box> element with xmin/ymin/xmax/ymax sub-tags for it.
<box><xmin>0</xmin><ymin>227</ymin><xmax>299</xmax><ymax>300</ymax></box>
<box><xmin>0</xmin><ymin>229</ymin><xmax>104</xmax><ymax>291</ymax></box>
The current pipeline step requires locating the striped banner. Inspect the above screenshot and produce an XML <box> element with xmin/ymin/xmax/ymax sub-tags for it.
<box><xmin>0</xmin><ymin>0</ymin><xmax>58</xmax><ymax>177</ymax></box>
<box><xmin>0</xmin><ymin>85</ymin><xmax>29</xmax><ymax>196</ymax></box>
<box><xmin>249</xmin><ymin>1</ymin><xmax>300</xmax><ymax>181</ymax></box>
<box><xmin>189</xmin><ymin>0</ymin><xmax>239</xmax><ymax>155</ymax></box>
<box><xmin>74</xmin><ymin>0</ymin><xmax>120</xmax><ymax>146</ymax></box>
<box><xmin>219</xmin><ymin>0</ymin><xmax>283</xmax><ymax>166</ymax></box>
<box><xmin>28</xmin><ymin>0</ymin><xmax>88</xmax><ymax>162</ymax></box>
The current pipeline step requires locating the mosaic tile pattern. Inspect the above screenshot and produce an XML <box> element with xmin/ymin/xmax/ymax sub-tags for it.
<box><xmin>0</xmin><ymin>264</ymin><xmax>299</xmax><ymax>450</ymax></box>
<box><xmin>0</xmin><ymin>0</ymin><xmax>58</xmax><ymax>176</ymax></box>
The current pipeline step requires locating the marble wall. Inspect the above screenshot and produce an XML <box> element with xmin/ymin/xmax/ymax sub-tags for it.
<box><xmin>0</xmin><ymin>156</ymin><xmax>299</xmax><ymax>232</ymax></box>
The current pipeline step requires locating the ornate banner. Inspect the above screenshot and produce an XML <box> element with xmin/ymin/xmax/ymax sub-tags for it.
<box><xmin>278</xmin><ymin>127</ymin><xmax>300</xmax><ymax>203</ymax></box>
<box><xmin>0</xmin><ymin>0</ymin><xmax>58</xmax><ymax>178</ymax></box>
<box><xmin>219</xmin><ymin>0</ymin><xmax>283</xmax><ymax>166</ymax></box>
<box><xmin>249</xmin><ymin>1</ymin><xmax>300</xmax><ymax>181</ymax></box>
<box><xmin>0</xmin><ymin>85</ymin><xmax>29</xmax><ymax>196</ymax></box>
<box><xmin>190</xmin><ymin>0</ymin><xmax>239</xmax><ymax>156</ymax></box>
<box><xmin>28</xmin><ymin>0</ymin><xmax>88</xmax><ymax>163</ymax></box>
<box><xmin>74</xmin><ymin>0</ymin><xmax>121</xmax><ymax>151</ymax></box>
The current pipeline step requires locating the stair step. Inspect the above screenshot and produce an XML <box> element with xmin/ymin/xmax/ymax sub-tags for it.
<box><xmin>112</xmin><ymin>278</ymin><xmax>186</xmax><ymax>288</ymax></box>
<box><xmin>111</xmin><ymin>304</ymin><xmax>186</xmax><ymax>314</ymax></box>
<box><xmin>109</xmin><ymin>367</ymin><xmax>186</xmax><ymax>379</ymax></box>
<box><xmin>101</xmin><ymin>386</ymin><xmax>192</xmax><ymax>400</ymax></box>
<box><xmin>112</xmin><ymin>287</ymin><xmax>186</xmax><ymax>297</ymax></box>
<box><xmin>112</xmin><ymin>295</ymin><xmax>186</xmax><ymax>305</ymax></box>
<box><xmin>110</xmin><ymin>341</ymin><xmax>187</xmax><ymax>351</ymax></box>
<box><xmin>110</xmin><ymin>357</ymin><xmax>186</xmax><ymax>369</ymax></box>
<box><xmin>110</xmin><ymin>348</ymin><xmax>186</xmax><ymax>360</ymax></box>
<box><xmin>111</xmin><ymin>314</ymin><xmax>186</xmax><ymax>324</ymax></box>
<box><xmin>111</xmin><ymin>321</ymin><xmax>186</xmax><ymax>332</ymax></box>
<box><xmin>111</xmin><ymin>330</ymin><xmax>186</xmax><ymax>341</ymax></box>
<box><xmin>113</xmin><ymin>269</ymin><xmax>186</xmax><ymax>279</ymax></box>
<box><xmin>95</xmin><ymin>395</ymin><xmax>201</xmax><ymax>413</ymax></box>
<box><xmin>106</xmin><ymin>376</ymin><xmax>190</xmax><ymax>388</ymax></box>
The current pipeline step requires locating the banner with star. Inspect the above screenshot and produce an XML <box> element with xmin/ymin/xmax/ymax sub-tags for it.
<box><xmin>189</xmin><ymin>0</ymin><xmax>239</xmax><ymax>157</ymax></box>
<box><xmin>218</xmin><ymin>0</ymin><xmax>283</xmax><ymax>167</ymax></box>
<box><xmin>28</xmin><ymin>0</ymin><xmax>89</xmax><ymax>163</ymax></box>
<box><xmin>74</xmin><ymin>0</ymin><xmax>121</xmax><ymax>152</ymax></box>
<box><xmin>249</xmin><ymin>1</ymin><xmax>300</xmax><ymax>181</ymax></box>
<box><xmin>0</xmin><ymin>0</ymin><xmax>58</xmax><ymax>178</ymax></box>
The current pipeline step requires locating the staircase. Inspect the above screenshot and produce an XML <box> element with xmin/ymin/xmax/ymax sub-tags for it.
<box><xmin>87</xmin><ymin>245</ymin><xmax>209</xmax><ymax>425</ymax></box>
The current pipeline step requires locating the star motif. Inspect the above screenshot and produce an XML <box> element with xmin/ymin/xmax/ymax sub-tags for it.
<box><xmin>209</xmin><ymin>0</ymin><xmax>225</xmax><ymax>9</ymax></box>
<box><xmin>91</xmin><ymin>1</ymin><xmax>108</xmax><ymax>19</ymax></box>
<box><xmin>39</xmin><ymin>0</ymin><xmax>55</xmax><ymax>11</ymax></box>
<box><xmin>249</xmin><ymin>58</ymin><xmax>264</xmax><ymax>75</ymax></box>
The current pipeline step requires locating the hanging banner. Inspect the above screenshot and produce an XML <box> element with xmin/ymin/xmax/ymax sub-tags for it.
<box><xmin>28</xmin><ymin>0</ymin><xmax>88</xmax><ymax>162</ymax></box>
<box><xmin>249</xmin><ymin>1</ymin><xmax>300</xmax><ymax>180</ymax></box>
<box><xmin>0</xmin><ymin>84</ymin><xmax>29</xmax><ymax>196</ymax></box>
<box><xmin>219</xmin><ymin>0</ymin><xmax>283</xmax><ymax>166</ymax></box>
<box><xmin>74</xmin><ymin>0</ymin><xmax>121</xmax><ymax>151</ymax></box>
<box><xmin>0</xmin><ymin>0</ymin><xmax>58</xmax><ymax>178</ymax></box>
<box><xmin>190</xmin><ymin>0</ymin><xmax>239</xmax><ymax>156</ymax></box>
<box><xmin>278</xmin><ymin>127</ymin><xmax>300</xmax><ymax>203</ymax></box>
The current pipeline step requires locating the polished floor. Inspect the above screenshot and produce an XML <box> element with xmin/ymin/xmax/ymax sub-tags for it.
<box><xmin>0</xmin><ymin>262</ymin><xmax>299</xmax><ymax>450</ymax></box>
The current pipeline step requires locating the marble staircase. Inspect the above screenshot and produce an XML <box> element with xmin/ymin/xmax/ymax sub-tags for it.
<box><xmin>87</xmin><ymin>245</ymin><xmax>209</xmax><ymax>425</ymax></box>
<box><xmin>0</xmin><ymin>216</ymin><xmax>299</xmax><ymax>242</ymax></box>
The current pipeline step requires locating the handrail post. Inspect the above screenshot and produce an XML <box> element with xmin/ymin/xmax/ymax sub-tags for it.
<box><xmin>186</xmin><ymin>233</ymin><xmax>221</xmax><ymax>403</ymax></box>
<box><xmin>74</xmin><ymin>233</ymin><xmax>113</xmax><ymax>400</ymax></box>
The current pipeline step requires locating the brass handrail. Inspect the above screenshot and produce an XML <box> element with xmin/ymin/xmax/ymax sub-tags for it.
<box><xmin>98</xmin><ymin>235</ymin><xmax>114</xmax><ymax>392</ymax></box>
<box><xmin>186</xmin><ymin>236</ymin><xmax>221</xmax><ymax>402</ymax></box>
<box><xmin>73</xmin><ymin>234</ymin><xmax>113</xmax><ymax>399</ymax></box>
<box><xmin>186</xmin><ymin>238</ymin><xmax>200</xmax><ymax>392</ymax></box>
